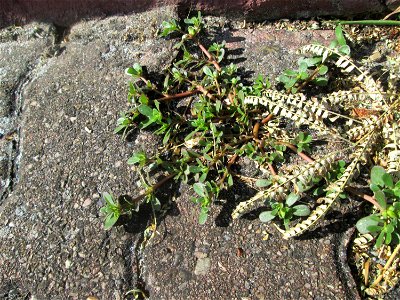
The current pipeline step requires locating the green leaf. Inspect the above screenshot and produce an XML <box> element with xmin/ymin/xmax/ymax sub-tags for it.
<box><xmin>259</xmin><ymin>211</ymin><xmax>276</xmax><ymax>222</ymax></box>
<box><xmin>335</xmin><ymin>25</ymin><xmax>347</xmax><ymax>46</ymax></box>
<box><xmin>374</xmin><ymin>190</ymin><xmax>387</xmax><ymax>209</ymax></box>
<box><xmin>338</xmin><ymin>45</ymin><xmax>351</xmax><ymax>56</ymax></box>
<box><xmin>104</xmin><ymin>213</ymin><xmax>119</xmax><ymax>230</ymax></box>
<box><xmin>293</xmin><ymin>205</ymin><xmax>311</xmax><ymax>216</ymax></box>
<box><xmin>125</xmin><ymin>63</ymin><xmax>143</xmax><ymax>77</ymax></box>
<box><xmin>376</xmin><ymin>230</ymin><xmax>385</xmax><ymax>248</ymax></box>
<box><xmin>370</xmin><ymin>183</ymin><xmax>380</xmax><ymax>192</ymax></box>
<box><xmin>382</xmin><ymin>173</ymin><xmax>394</xmax><ymax>188</ymax></box>
<box><xmin>189</xmin><ymin>166</ymin><xmax>203</xmax><ymax>173</ymax></box>
<box><xmin>138</xmin><ymin>104</ymin><xmax>153</xmax><ymax>118</ymax></box>
<box><xmin>319</xmin><ymin>65</ymin><xmax>329</xmax><ymax>75</ymax></box>
<box><xmin>356</xmin><ymin>215</ymin><xmax>380</xmax><ymax>234</ymax></box>
<box><xmin>228</xmin><ymin>174</ymin><xmax>234</xmax><ymax>187</ymax></box>
<box><xmin>286</xmin><ymin>193</ymin><xmax>300</xmax><ymax>207</ymax></box>
<box><xmin>203</xmin><ymin>66</ymin><xmax>213</xmax><ymax>77</ymax></box>
<box><xmin>163</xmin><ymin>128</ymin><xmax>171</xmax><ymax>145</ymax></box>
<box><xmin>368</xmin><ymin>225</ymin><xmax>383</xmax><ymax>232</ymax></box>
<box><xmin>127</xmin><ymin>151</ymin><xmax>147</xmax><ymax>165</ymax></box>
<box><xmin>299</xmin><ymin>61</ymin><xmax>308</xmax><ymax>72</ymax></box>
<box><xmin>198</xmin><ymin>207</ymin><xmax>208</xmax><ymax>225</ymax></box>
<box><xmin>314</xmin><ymin>77</ymin><xmax>328</xmax><ymax>86</ymax></box>
<box><xmin>103</xmin><ymin>192</ymin><xmax>115</xmax><ymax>206</ymax></box>
<box><xmin>255</xmin><ymin>179</ymin><xmax>272</xmax><ymax>188</ymax></box>
<box><xmin>385</xmin><ymin>231</ymin><xmax>393</xmax><ymax>245</ymax></box>
<box><xmin>371</xmin><ymin>166</ymin><xmax>386</xmax><ymax>186</ymax></box>
<box><xmin>193</xmin><ymin>182</ymin><xmax>206</xmax><ymax>198</ymax></box>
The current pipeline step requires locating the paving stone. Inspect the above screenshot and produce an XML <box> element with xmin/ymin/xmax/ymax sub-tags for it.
<box><xmin>0</xmin><ymin>7</ymin><xmax>396</xmax><ymax>300</ymax></box>
<box><xmin>0</xmin><ymin>7</ymin><xmax>178</xmax><ymax>299</ymax></box>
<box><xmin>141</xmin><ymin>21</ymin><xmax>359</xmax><ymax>300</ymax></box>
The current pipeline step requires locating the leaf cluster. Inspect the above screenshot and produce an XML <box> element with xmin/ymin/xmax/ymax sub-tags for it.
<box><xmin>356</xmin><ymin>166</ymin><xmax>400</xmax><ymax>248</ymax></box>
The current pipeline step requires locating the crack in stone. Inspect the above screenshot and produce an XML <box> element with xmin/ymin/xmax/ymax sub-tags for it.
<box><xmin>0</xmin><ymin>24</ymin><xmax>71</xmax><ymax>204</ymax></box>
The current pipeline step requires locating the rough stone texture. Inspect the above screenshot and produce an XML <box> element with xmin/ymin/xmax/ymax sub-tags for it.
<box><xmin>141</xmin><ymin>23</ymin><xmax>360</xmax><ymax>300</ymax></box>
<box><xmin>144</xmin><ymin>191</ymin><xmax>355</xmax><ymax>299</ymax></box>
<box><xmin>0</xmin><ymin>23</ymin><xmax>54</xmax><ymax>203</ymax></box>
<box><xmin>0</xmin><ymin>7</ymin><xmax>395</xmax><ymax>300</ymax></box>
<box><xmin>0</xmin><ymin>0</ymin><xmax>393</xmax><ymax>28</ymax></box>
<box><xmin>0</xmin><ymin>7</ymin><xmax>178</xmax><ymax>299</ymax></box>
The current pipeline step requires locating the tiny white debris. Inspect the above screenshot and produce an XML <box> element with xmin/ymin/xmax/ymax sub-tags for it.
<box><xmin>65</xmin><ymin>259</ymin><xmax>72</xmax><ymax>269</ymax></box>
<box><xmin>84</xmin><ymin>127</ymin><xmax>92</xmax><ymax>133</ymax></box>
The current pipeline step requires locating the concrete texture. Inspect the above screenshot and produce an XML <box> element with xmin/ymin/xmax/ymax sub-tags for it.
<box><xmin>0</xmin><ymin>7</ymin><xmax>178</xmax><ymax>299</ymax></box>
<box><xmin>0</xmin><ymin>5</ymin><xmax>395</xmax><ymax>300</ymax></box>
<box><xmin>0</xmin><ymin>0</ymin><xmax>398</xmax><ymax>28</ymax></box>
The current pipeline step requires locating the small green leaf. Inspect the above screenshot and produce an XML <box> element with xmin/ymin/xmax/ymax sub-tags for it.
<box><xmin>127</xmin><ymin>151</ymin><xmax>147</xmax><ymax>165</ymax></box>
<box><xmin>189</xmin><ymin>166</ymin><xmax>203</xmax><ymax>173</ymax></box>
<box><xmin>314</xmin><ymin>77</ymin><xmax>328</xmax><ymax>86</ymax></box>
<box><xmin>374</xmin><ymin>190</ymin><xmax>387</xmax><ymax>209</ymax></box>
<box><xmin>318</xmin><ymin>65</ymin><xmax>328</xmax><ymax>75</ymax></box>
<box><xmin>382</xmin><ymin>173</ymin><xmax>394</xmax><ymax>188</ymax></box>
<box><xmin>163</xmin><ymin>128</ymin><xmax>171</xmax><ymax>145</ymax></box>
<box><xmin>104</xmin><ymin>213</ymin><xmax>119</xmax><ymax>230</ymax></box>
<box><xmin>228</xmin><ymin>174</ymin><xmax>234</xmax><ymax>187</ymax></box>
<box><xmin>338</xmin><ymin>45</ymin><xmax>351</xmax><ymax>56</ymax></box>
<box><xmin>356</xmin><ymin>215</ymin><xmax>380</xmax><ymax>234</ymax></box>
<box><xmin>370</xmin><ymin>183</ymin><xmax>380</xmax><ymax>192</ymax></box>
<box><xmin>286</xmin><ymin>193</ymin><xmax>300</xmax><ymax>207</ymax></box>
<box><xmin>138</xmin><ymin>104</ymin><xmax>153</xmax><ymax>118</ymax></box>
<box><xmin>371</xmin><ymin>166</ymin><xmax>386</xmax><ymax>186</ymax></box>
<box><xmin>203</xmin><ymin>66</ymin><xmax>213</xmax><ymax>77</ymax></box>
<box><xmin>255</xmin><ymin>179</ymin><xmax>272</xmax><ymax>188</ymax></box>
<box><xmin>103</xmin><ymin>192</ymin><xmax>115</xmax><ymax>206</ymax></box>
<box><xmin>376</xmin><ymin>230</ymin><xmax>385</xmax><ymax>248</ymax></box>
<box><xmin>193</xmin><ymin>182</ymin><xmax>206</xmax><ymax>198</ymax></box>
<box><xmin>335</xmin><ymin>25</ymin><xmax>347</xmax><ymax>46</ymax></box>
<box><xmin>259</xmin><ymin>211</ymin><xmax>276</xmax><ymax>222</ymax></box>
<box><xmin>368</xmin><ymin>225</ymin><xmax>383</xmax><ymax>232</ymax></box>
<box><xmin>198</xmin><ymin>207</ymin><xmax>208</xmax><ymax>225</ymax></box>
<box><xmin>293</xmin><ymin>205</ymin><xmax>311</xmax><ymax>216</ymax></box>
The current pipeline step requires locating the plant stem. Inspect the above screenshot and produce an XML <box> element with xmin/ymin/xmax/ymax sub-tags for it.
<box><xmin>267</xmin><ymin>163</ymin><xmax>277</xmax><ymax>176</ymax></box>
<box><xmin>155</xmin><ymin>89</ymin><xmax>200</xmax><ymax>102</ymax></box>
<box><xmin>370</xmin><ymin>243</ymin><xmax>400</xmax><ymax>287</ymax></box>
<box><xmin>337</xmin><ymin>20</ymin><xmax>400</xmax><ymax>26</ymax></box>
<box><xmin>198</xmin><ymin>43</ymin><xmax>222</xmax><ymax>72</ymax></box>
<box><xmin>296</xmin><ymin>66</ymin><xmax>321</xmax><ymax>93</ymax></box>
<box><xmin>218</xmin><ymin>153</ymin><xmax>238</xmax><ymax>186</ymax></box>
<box><xmin>278</xmin><ymin>141</ymin><xmax>314</xmax><ymax>163</ymax></box>
<box><xmin>344</xmin><ymin>186</ymin><xmax>384</xmax><ymax>211</ymax></box>
<box><xmin>261</xmin><ymin>114</ymin><xmax>274</xmax><ymax>124</ymax></box>
<box><xmin>130</xmin><ymin>173</ymin><xmax>175</xmax><ymax>203</ymax></box>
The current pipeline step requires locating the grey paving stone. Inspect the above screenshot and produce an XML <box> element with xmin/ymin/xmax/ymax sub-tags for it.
<box><xmin>0</xmin><ymin>7</ymin><xmax>178</xmax><ymax>299</ymax></box>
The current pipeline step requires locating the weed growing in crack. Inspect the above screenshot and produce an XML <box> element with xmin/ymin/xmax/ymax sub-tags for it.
<box><xmin>99</xmin><ymin>12</ymin><xmax>400</xmax><ymax>295</ymax></box>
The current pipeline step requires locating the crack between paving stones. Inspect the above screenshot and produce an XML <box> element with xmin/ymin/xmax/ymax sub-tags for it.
<box><xmin>128</xmin><ymin>235</ymin><xmax>150</xmax><ymax>299</ymax></box>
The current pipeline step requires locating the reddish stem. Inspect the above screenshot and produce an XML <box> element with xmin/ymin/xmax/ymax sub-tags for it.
<box><xmin>267</xmin><ymin>163</ymin><xmax>277</xmax><ymax>176</ymax></box>
<box><xmin>155</xmin><ymin>89</ymin><xmax>200</xmax><ymax>102</ymax></box>
<box><xmin>253</xmin><ymin>122</ymin><xmax>260</xmax><ymax>139</ymax></box>
<box><xmin>282</xmin><ymin>142</ymin><xmax>314</xmax><ymax>163</ymax></box>
<box><xmin>130</xmin><ymin>173</ymin><xmax>175</xmax><ymax>203</ymax></box>
<box><xmin>345</xmin><ymin>186</ymin><xmax>384</xmax><ymax>211</ymax></box>
<box><xmin>195</xmin><ymin>84</ymin><xmax>216</xmax><ymax>101</ymax></box>
<box><xmin>261</xmin><ymin>114</ymin><xmax>274</xmax><ymax>124</ymax></box>
<box><xmin>198</xmin><ymin>43</ymin><xmax>222</xmax><ymax>72</ymax></box>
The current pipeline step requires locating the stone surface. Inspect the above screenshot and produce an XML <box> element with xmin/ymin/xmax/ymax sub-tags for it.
<box><xmin>0</xmin><ymin>7</ymin><xmax>178</xmax><ymax>299</ymax></box>
<box><xmin>0</xmin><ymin>23</ymin><xmax>54</xmax><ymax>203</ymax></box>
<box><xmin>0</xmin><ymin>0</ymin><xmax>393</xmax><ymax>28</ymax></box>
<box><xmin>0</xmin><ymin>6</ymin><xmax>395</xmax><ymax>300</ymax></box>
